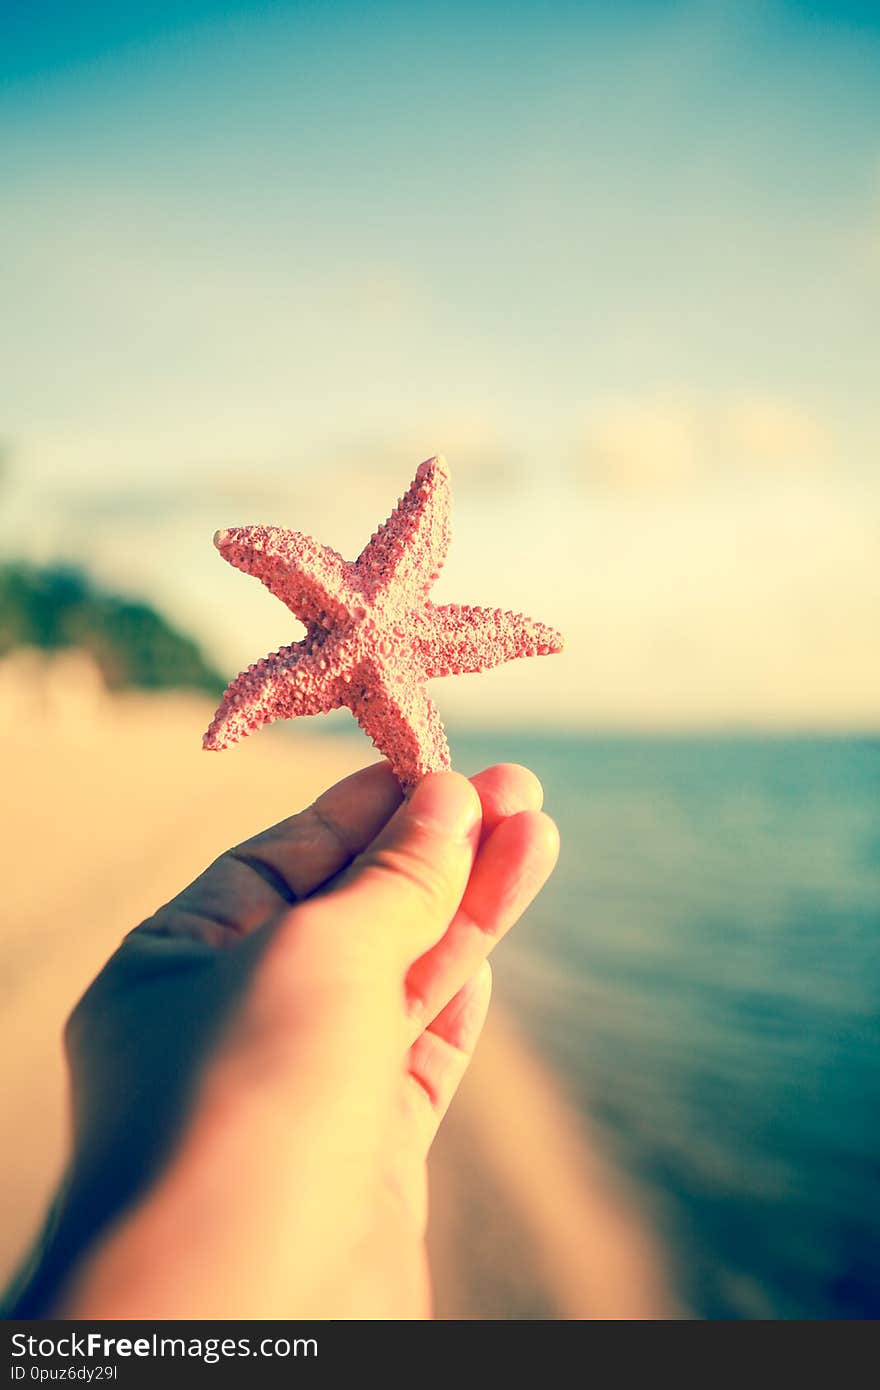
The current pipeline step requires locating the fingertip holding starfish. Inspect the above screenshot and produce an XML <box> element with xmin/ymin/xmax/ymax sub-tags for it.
<box><xmin>203</xmin><ymin>456</ymin><xmax>565</xmax><ymax>789</ymax></box>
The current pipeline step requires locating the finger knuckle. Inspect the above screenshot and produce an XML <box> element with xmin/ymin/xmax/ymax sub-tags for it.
<box><xmin>364</xmin><ymin>842</ymin><xmax>450</xmax><ymax>917</ymax></box>
<box><xmin>288</xmin><ymin>803</ymin><xmax>355</xmax><ymax>861</ymax></box>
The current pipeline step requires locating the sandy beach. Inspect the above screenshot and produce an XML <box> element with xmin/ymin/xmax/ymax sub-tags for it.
<box><xmin>0</xmin><ymin>650</ymin><xmax>677</xmax><ymax>1319</ymax></box>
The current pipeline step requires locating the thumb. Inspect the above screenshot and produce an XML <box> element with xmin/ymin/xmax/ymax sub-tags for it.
<box><xmin>306</xmin><ymin>771</ymin><xmax>482</xmax><ymax>963</ymax></box>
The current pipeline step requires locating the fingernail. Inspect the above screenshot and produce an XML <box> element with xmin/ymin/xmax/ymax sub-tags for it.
<box><xmin>409</xmin><ymin>772</ymin><xmax>482</xmax><ymax>842</ymax></box>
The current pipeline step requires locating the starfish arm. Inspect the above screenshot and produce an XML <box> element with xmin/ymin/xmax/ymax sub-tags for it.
<box><xmin>214</xmin><ymin>526</ymin><xmax>353</xmax><ymax>629</ymax></box>
<box><xmin>203</xmin><ymin>640</ymin><xmax>344</xmax><ymax>750</ymax></box>
<box><xmin>419</xmin><ymin>604</ymin><xmax>566</xmax><ymax>678</ymax></box>
<box><xmin>348</xmin><ymin>668</ymin><xmax>451</xmax><ymax>790</ymax></box>
<box><xmin>354</xmin><ymin>456</ymin><xmax>452</xmax><ymax>602</ymax></box>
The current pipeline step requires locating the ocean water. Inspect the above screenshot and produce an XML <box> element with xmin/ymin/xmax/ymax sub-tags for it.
<box><xmin>449</xmin><ymin>733</ymin><xmax>880</xmax><ymax>1320</ymax></box>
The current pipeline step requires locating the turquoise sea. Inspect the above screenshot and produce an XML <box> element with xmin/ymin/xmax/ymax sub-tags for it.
<box><xmin>449</xmin><ymin>733</ymin><xmax>880</xmax><ymax>1320</ymax></box>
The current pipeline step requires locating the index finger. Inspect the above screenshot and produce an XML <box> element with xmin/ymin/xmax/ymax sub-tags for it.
<box><xmin>142</xmin><ymin>760</ymin><xmax>403</xmax><ymax>942</ymax></box>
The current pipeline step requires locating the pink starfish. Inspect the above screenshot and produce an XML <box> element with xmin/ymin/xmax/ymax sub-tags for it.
<box><xmin>203</xmin><ymin>456</ymin><xmax>565</xmax><ymax>788</ymax></box>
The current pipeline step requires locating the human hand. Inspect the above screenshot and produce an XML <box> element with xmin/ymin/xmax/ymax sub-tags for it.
<box><xmin>11</xmin><ymin>761</ymin><xmax>559</xmax><ymax>1319</ymax></box>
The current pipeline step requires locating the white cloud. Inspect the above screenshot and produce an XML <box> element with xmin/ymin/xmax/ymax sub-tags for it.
<box><xmin>578</xmin><ymin>394</ymin><xmax>703</xmax><ymax>492</ymax></box>
<box><xmin>576</xmin><ymin>390</ymin><xmax>833</xmax><ymax>493</ymax></box>
<box><xmin>725</xmin><ymin>393</ymin><xmax>830</xmax><ymax>473</ymax></box>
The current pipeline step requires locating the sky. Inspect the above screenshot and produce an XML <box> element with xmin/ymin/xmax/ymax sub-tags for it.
<box><xmin>1</xmin><ymin>0</ymin><xmax>879</xmax><ymax>728</ymax></box>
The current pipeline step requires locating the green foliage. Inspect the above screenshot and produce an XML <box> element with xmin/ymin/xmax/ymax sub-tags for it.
<box><xmin>0</xmin><ymin>561</ymin><xmax>225</xmax><ymax>695</ymax></box>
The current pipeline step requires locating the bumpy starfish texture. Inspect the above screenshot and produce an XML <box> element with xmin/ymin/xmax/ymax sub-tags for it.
<box><xmin>203</xmin><ymin>456</ymin><xmax>565</xmax><ymax>788</ymax></box>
